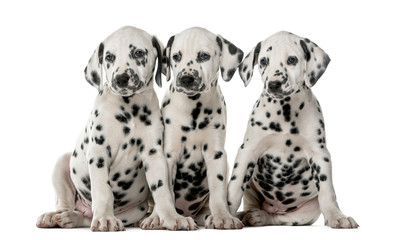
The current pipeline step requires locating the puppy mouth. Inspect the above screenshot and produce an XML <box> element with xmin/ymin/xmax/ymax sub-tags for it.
<box><xmin>110</xmin><ymin>80</ymin><xmax>145</xmax><ymax>97</ymax></box>
<box><xmin>264</xmin><ymin>89</ymin><xmax>295</xmax><ymax>100</ymax></box>
<box><xmin>175</xmin><ymin>83</ymin><xmax>206</xmax><ymax>95</ymax></box>
<box><xmin>175</xmin><ymin>71</ymin><xmax>206</xmax><ymax>94</ymax></box>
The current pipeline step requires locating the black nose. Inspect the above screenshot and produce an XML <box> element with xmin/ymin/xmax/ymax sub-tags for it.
<box><xmin>115</xmin><ymin>73</ymin><xmax>130</xmax><ymax>88</ymax></box>
<box><xmin>268</xmin><ymin>81</ymin><xmax>282</xmax><ymax>93</ymax></box>
<box><xmin>180</xmin><ymin>75</ymin><xmax>195</xmax><ymax>88</ymax></box>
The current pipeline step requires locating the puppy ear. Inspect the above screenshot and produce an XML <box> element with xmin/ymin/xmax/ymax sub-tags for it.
<box><xmin>84</xmin><ymin>42</ymin><xmax>104</xmax><ymax>92</ymax></box>
<box><xmin>152</xmin><ymin>36</ymin><xmax>164</xmax><ymax>87</ymax></box>
<box><xmin>299</xmin><ymin>38</ymin><xmax>331</xmax><ymax>87</ymax></box>
<box><xmin>238</xmin><ymin>42</ymin><xmax>261</xmax><ymax>87</ymax></box>
<box><xmin>164</xmin><ymin>35</ymin><xmax>175</xmax><ymax>81</ymax></box>
<box><xmin>216</xmin><ymin>35</ymin><xmax>244</xmax><ymax>82</ymax></box>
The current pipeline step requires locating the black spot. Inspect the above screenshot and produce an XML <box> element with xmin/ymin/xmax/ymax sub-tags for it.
<box><xmin>269</xmin><ymin>122</ymin><xmax>282</xmax><ymax>132</ymax></box>
<box><xmin>198</xmin><ymin>117</ymin><xmax>210</xmax><ymax>129</ymax></box>
<box><xmin>214</xmin><ymin>151</ymin><xmax>223</xmax><ymax>159</ymax></box>
<box><xmin>122</xmin><ymin>143</ymin><xmax>128</xmax><ymax>150</ymax></box>
<box><xmin>216</xmin><ymin>36</ymin><xmax>223</xmax><ymax>51</ymax></box>
<box><xmin>204</xmin><ymin>108</ymin><xmax>212</xmax><ymax>115</ymax></box>
<box><xmin>96</xmin><ymin>157</ymin><xmax>104</xmax><ymax>168</ymax></box>
<box><xmin>96</xmin><ymin>125</ymin><xmax>102</xmax><ymax>131</ymax></box>
<box><xmin>282</xmin><ymin>198</ymin><xmax>296</xmax><ymax>205</ymax></box>
<box><xmin>275</xmin><ymin>191</ymin><xmax>285</xmax><ymax>201</ymax></box>
<box><xmin>285</xmin><ymin>139</ymin><xmax>292</xmax><ymax>147</ymax></box>
<box><xmin>290</xmin><ymin>127</ymin><xmax>299</xmax><ymax>134</ymax></box>
<box><xmin>282</xmin><ymin>104</ymin><xmax>291</xmax><ymax>122</ymax></box>
<box><xmin>132</xmin><ymin>104</ymin><xmax>140</xmax><ymax>117</ymax></box>
<box><xmin>320</xmin><ymin>174</ymin><xmax>327</xmax><ymax>181</ymax></box>
<box><xmin>157</xmin><ymin>180</ymin><xmax>163</xmax><ymax>188</ymax></box>
<box><xmin>81</xmin><ymin>176</ymin><xmax>91</xmax><ymax>189</ymax></box>
<box><xmin>118</xmin><ymin>181</ymin><xmax>133</xmax><ymax>190</ymax></box>
<box><xmin>181</xmin><ymin>126</ymin><xmax>190</xmax><ymax>132</ymax></box>
<box><xmin>106</xmin><ymin>145</ymin><xmax>112</xmax><ymax>158</ymax></box>
<box><xmin>115</xmin><ymin>114</ymin><xmax>128</xmax><ymax>123</ymax></box>
<box><xmin>149</xmin><ymin>148</ymin><xmax>157</xmax><ymax>155</ymax></box>
<box><xmin>203</xmin><ymin>144</ymin><xmax>208</xmax><ymax>151</ymax></box>
<box><xmin>123</xmin><ymin>126</ymin><xmax>130</xmax><ymax>135</ymax></box>
<box><xmin>95</xmin><ymin>135</ymin><xmax>105</xmax><ymax>145</ymax></box>
<box><xmin>112</xmin><ymin>173</ymin><xmax>120</xmax><ymax>181</ymax></box>
<box><xmin>139</xmin><ymin>114</ymin><xmax>152</xmax><ymax>126</ymax></box>
<box><xmin>181</xmin><ymin>136</ymin><xmax>187</xmax><ymax>142</ymax></box>
<box><xmin>299</xmin><ymin>102</ymin><xmax>305</xmax><ymax>110</ymax></box>
<box><xmin>98</xmin><ymin>43</ymin><xmax>104</xmax><ymax>64</ymax></box>
<box><xmin>299</xmin><ymin>40</ymin><xmax>311</xmax><ymax>61</ymax></box>
<box><xmin>294</xmin><ymin>146</ymin><xmax>301</xmax><ymax>152</ymax></box>
<box><xmin>162</xmin><ymin>99</ymin><xmax>171</xmax><ymax>108</ymax></box>
<box><xmin>191</xmin><ymin>102</ymin><xmax>202</xmax><ymax>120</ymax></box>
<box><xmin>217</xmin><ymin>174</ymin><xmax>224</xmax><ymax>181</ymax></box>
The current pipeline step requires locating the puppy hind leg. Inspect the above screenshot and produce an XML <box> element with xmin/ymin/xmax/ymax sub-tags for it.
<box><xmin>37</xmin><ymin>153</ymin><xmax>91</xmax><ymax>228</ymax></box>
<box><xmin>241</xmin><ymin>197</ymin><xmax>320</xmax><ymax>226</ymax></box>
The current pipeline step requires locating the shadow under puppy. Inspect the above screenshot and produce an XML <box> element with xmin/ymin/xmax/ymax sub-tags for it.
<box><xmin>227</xmin><ymin>31</ymin><xmax>358</xmax><ymax>228</ymax></box>
<box><xmin>141</xmin><ymin>27</ymin><xmax>244</xmax><ymax>229</ymax></box>
<box><xmin>36</xmin><ymin>26</ymin><xmax>196</xmax><ymax>231</ymax></box>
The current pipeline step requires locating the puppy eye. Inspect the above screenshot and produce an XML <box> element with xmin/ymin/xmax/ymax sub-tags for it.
<box><xmin>172</xmin><ymin>53</ymin><xmax>181</xmax><ymax>62</ymax></box>
<box><xmin>287</xmin><ymin>56</ymin><xmax>298</xmax><ymax>65</ymax></box>
<box><xmin>198</xmin><ymin>52</ymin><xmax>211</xmax><ymax>61</ymax></box>
<box><xmin>260</xmin><ymin>57</ymin><xmax>269</xmax><ymax>66</ymax></box>
<box><xmin>105</xmin><ymin>54</ymin><xmax>116</xmax><ymax>62</ymax></box>
<box><xmin>133</xmin><ymin>49</ymin><xmax>145</xmax><ymax>58</ymax></box>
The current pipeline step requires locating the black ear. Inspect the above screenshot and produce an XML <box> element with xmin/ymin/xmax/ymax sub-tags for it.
<box><xmin>238</xmin><ymin>42</ymin><xmax>261</xmax><ymax>86</ymax></box>
<box><xmin>298</xmin><ymin>37</ymin><xmax>330</xmax><ymax>87</ymax></box>
<box><xmin>152</xmin><ymin>36</ymin><xmax>164</xmax><ymax>87</ymax></box>
<box><xmin>164</xmin><ymin>35</ymin><xmax>175</xmax><ymax>81</ymax></box>
<box><xmin>216</xmin><ymin>35</ymin><xmax>244</xmax><ymax>81</ymax></box>
<box><xmin>84</xmin><ymin>42</ymin><xmax>104</xmax><ymax>92</ymax></box>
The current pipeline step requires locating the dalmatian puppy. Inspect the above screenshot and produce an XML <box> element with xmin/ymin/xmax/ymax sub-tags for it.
<box><xmin>36</xmin><ymin>26</ymin><xmax>196</xmax><ymax>231</ymax></box>
<box><xmin>141</xmin><ymin>27</ymin><xmax>244</xmax><ymax>229</ymax></box>
<box><xmin>227</xmin><ymin>31</ymin><xmax>359</xmax><ymax>228</ymax></box>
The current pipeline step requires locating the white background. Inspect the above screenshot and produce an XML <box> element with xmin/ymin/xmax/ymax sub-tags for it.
<box><xmin>0</xmin><ymin>0</ymin><xmax>394</xmax><ymax>239</ymax></box>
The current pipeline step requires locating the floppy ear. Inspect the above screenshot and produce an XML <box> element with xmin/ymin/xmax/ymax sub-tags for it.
<box><xmin>84</xmin><ymin>42</ymin><xmax>104</xmax><ymax>92</ymax></box>
<box><xmin>164</xmin><ymin>35</ymin><xmax>175</xmax><ymax>81</ymax></box>
<box><xmin>238</xmin><ymin>42</ymin><xmax>261</xmax><ymax>87</ymax></box>
<box><xmin>216</xmin><ymin>35</ymin><xmax>244</xmax><ymax>82</ymax></box>
<box><xmin>299</xmin><ymin>38</ymin><xmax>331</xmax><ymax>87</ymax></box>
<box><xmin>152</xmin><ymin>36</ymin><xmax>164</xmax><ymax>87</ymax></box>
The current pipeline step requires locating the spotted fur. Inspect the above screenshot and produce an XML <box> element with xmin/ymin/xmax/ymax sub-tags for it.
<box><xmin>36</xmin><ymin>26</ymin><xmax>197</xmax><ymax>231</ymax></box>
<box><xmin>228</xmin><ymin>32</ymin><xmax>358</xmax><ymax>229</ymax></box>
<box><xmin>143</xmin><ymin>27</ymin><xmax>244</xmax><ymax>230</ymax></box>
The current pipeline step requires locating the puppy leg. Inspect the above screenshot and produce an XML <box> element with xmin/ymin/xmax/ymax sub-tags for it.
<box><xmin>308</xmin><ymin>149</ymin><xmax>358</xmax><ymax>228</ymax></box>
<box><xmin>203</xmin><ymin>147</ymin><xmax>243</xmax><ymax>229</ymax></box>
<box><xmin>141</xmin><ymin>144</ymin><xmax>197</xmax><ymax>231</ymax></box>
<box><xmin>227</xmin><ymin>142</ymin><xmax>261</xmax><ymax>216</ymax></box>
<box><xmin>36</xmin><ymin>153</ymin><xmax>91</xmax><ymax>228</ymax></box>
<box><xmin>87</xmin><ymin>147</ymin><xmax>124</xmax><ymax>231</ymax></box>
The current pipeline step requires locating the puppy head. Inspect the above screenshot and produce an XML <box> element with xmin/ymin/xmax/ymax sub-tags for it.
<box><xmin>164</xmin><ymin>27</ymin><xmax>243</xmax><ymax>95</ymax></box>
<box><xmin>239</xmin><ymin>31</ymin><xmax>330</xmax><ymax>99</ymax></box>
<box><xmin>84</xmin><ymin>26</ymin><xmax>164</xmax><ymax>96</ymax></box>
